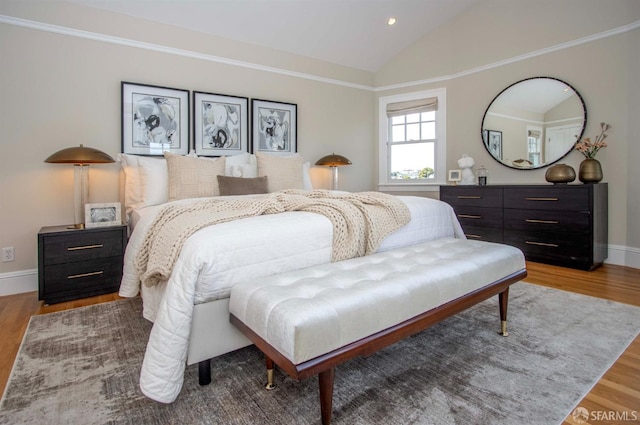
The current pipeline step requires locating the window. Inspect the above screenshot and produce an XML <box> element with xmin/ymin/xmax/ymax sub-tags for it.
<box><xmin>378</xmin><ymin>88</ymin><xmax>446</xmax><ymax>191</ymax></box>
<box><xmin>527</xmin><ymin>127</ymin><xmax>542</xmax><ymax>167</ymax></box>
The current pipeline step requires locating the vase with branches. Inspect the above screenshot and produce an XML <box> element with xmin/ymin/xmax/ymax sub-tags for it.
<box><xmin>576</xmin><ymin>122</ymin><xmax>610</xmax><ymax>183</ymax></box>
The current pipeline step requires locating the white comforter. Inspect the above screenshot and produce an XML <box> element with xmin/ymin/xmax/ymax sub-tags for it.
<box><xmin>119</xmin><ymin>195</ymin><xmax>464</xmax><ymax>403</ymax></box>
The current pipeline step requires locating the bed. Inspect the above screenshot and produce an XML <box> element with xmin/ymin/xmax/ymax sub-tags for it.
<box><xmin>117</xmin><ymin>151</ymin><xmax>466</xmax><ymax>404</ymax></box>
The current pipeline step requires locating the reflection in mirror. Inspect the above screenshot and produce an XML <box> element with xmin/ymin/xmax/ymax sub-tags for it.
<box><xmin>481</xmin><ymin>77</ymin><xmax>586</xmax><ymax>170</ymax></box>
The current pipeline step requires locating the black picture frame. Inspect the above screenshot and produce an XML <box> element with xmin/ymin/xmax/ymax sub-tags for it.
<box><xmin>251</xmin><ymin>99</ymin><xmax>297</xmax><ymax>155</ymax></box>
<box><xmin>121</xmin><ymin>82</ymin><xmax>190</xmax><ymax>156</ymax></box>
<box><xmin>485</xmin><ymin>129</ymin><xmax>503</xmax><ymax>160</ymax></box>
<box><xmin>193</xmin><ymin>91</ymin><xmax>249</xmax><ymax>157</ymax></box>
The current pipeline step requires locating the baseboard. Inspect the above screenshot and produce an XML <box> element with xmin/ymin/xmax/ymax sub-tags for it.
<box><xmin>0</xmin><ymin>244</ymin><xmax>638</xmax><ymax>297</ymax></box>
<box><xmin>606</xmin><ymin>244</ymin><xmax>640</xmax><ymax>270</ymax></box>
<box><xmin>0</xmin><ymin>269</ymin><xmax>37</xmax><ymax>297</ymax></box>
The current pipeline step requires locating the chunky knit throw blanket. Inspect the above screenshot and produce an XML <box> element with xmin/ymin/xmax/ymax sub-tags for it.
<box><xmin>134</xmin><ymin>190</ymin><xmax>411</xmax><ymax>287</ymax></box>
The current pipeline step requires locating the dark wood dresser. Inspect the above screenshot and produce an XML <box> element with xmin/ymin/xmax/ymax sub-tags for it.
<box><xmin>440</xmin><ymin>184</ymin><xmax>608</xmax><ymax>270</ymax></box>
<box><xmin>38</xmin><ymin>224</ymin><xmax>127</xmax><ymax>304</ymax></box>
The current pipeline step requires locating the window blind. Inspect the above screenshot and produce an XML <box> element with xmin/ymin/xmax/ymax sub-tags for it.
<box><xmin>386</xmin><ymin>97</ymin><xmax>438</xmax><ymax>118</ymax></box>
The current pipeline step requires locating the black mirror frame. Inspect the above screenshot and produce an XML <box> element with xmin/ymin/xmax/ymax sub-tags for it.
<box><xmin>481</xmin><ymin>76</ymin><xmax>588</xmax><ymax>170</ymax></box>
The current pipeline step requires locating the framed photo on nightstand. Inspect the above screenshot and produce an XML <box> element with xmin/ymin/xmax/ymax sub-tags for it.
<box><xmin>448</xmin><ymin>169</ymin><xmax>462</xmax><ymax>183</ymax></box>
<box><xmin>85</xmin><ymin>202</ymin><xmax>121</xmax><ymax>228</ymax></box>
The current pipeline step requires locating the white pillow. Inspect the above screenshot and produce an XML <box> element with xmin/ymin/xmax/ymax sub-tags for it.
<box><xmin>118</xmin><ymin>153</ymin><xmax>170</xmax><ymax>213</ymax></box>
<box><xmin>165</xmin><ymin>152</ymin><xmax>226</xmax><ymax>200</ymax></box>
<box><xmin>256</xmin><ymin>152</ymin><xmax>304</xmax><ymax>192</ymax></box>
<box><xmin>138</xmin><ymin>156</ymin><xmax>169</xmax><ymax>206</ymax></box>
<box><xmin>302</xmin><ymin>162</ymin><xmax>313</xmax><ymax>190</ymax></box>
<box><xmin>224</xmin><ymin>152</ymin><xmax>258</xmax><ymax>177</ymax></box>
<box><xmin>118</xmin><ymin>154</ymin><xmax>143</xmax><ymax>217</ymax></box>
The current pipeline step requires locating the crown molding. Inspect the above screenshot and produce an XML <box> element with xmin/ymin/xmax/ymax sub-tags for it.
<box><xmin>1</xmin><ymin>14</ymin><xmax>638</xmax><ymax>93</ymax></box>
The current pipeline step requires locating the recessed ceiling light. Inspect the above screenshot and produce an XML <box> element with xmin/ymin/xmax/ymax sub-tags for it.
<box><xmin>387</xmin><ymin>17</ymin><xmax>397</xmax><ymax>26</ymax></box>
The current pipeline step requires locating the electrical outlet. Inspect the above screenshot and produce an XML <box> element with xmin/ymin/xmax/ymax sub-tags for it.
<box><xmin>2</xmin><ymin>247</ymin><xmax>15</xmax><ymax>262</ymax></box>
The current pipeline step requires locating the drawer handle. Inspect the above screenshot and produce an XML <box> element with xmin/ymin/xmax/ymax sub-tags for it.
<box><xmin>525</xmin><ymin>197</ymin><xmax>559</xmax><ymax>201</ymax></box>
<box><xmin>465</xmin><ymin>234</ymin><xmax>482</xmax><ymax>239</ymax></box>
<box><xmin>525</xmin><ymin>241</ymin><xmax>559</xmax><ymax>248</ymax></box>
<box><xmin>457</xmin><ymin>196</ymin><xmax>482</xmax><ymax>199</ymax></box>
<box><xmin>458</xmin><ymin>214</ymin><xmax>482</xmax><ymax>219</ymax></box>
<box><xmin>525</xmin><ymin>219</ymin><xmax>559</xmax><ymax>224</ymax></box>
<box><xmin>67</xmin><ymin>244</ymin><xmax>104</xmax><ymax>251</ymax></box>
<box><xmin>68</xmin><ymin>271</ymin><xmax>104</xmax><ymax>279</ymax></box>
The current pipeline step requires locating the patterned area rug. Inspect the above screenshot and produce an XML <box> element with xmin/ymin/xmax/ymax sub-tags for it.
<box><xmin>1</xmin><ymin>283</ymin><xmax>639</xmax><ymax>425</ymax></box>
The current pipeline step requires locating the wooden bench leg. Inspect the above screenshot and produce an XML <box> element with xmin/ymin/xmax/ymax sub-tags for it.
<box><xmin>265</xmin><ymin>356</ymin><xmax>277</xmax><ymax>390</ymax></box>
<box><xmin>319</xmin><ymin>368</ymin><xmax>335</xmax><ymax>425</ymax></box>
<box><xmin>498</xmin><ymin>287</ymin><xmax>509</xmax><ymax>337</ymax></box>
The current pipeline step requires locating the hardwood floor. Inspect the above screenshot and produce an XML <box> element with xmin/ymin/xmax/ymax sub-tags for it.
<box><xmin>0</xmin><ymin>262</ymin><xmax>638</xmax><ymax>423</ymax></box>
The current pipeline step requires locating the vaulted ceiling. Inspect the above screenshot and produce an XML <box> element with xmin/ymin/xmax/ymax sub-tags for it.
<box><xmin>70</xmin><ymin>0</ymin><xmax>481</xmax><ymax>72</ymax></box>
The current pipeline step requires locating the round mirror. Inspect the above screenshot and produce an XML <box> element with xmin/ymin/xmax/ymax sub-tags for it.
<box><xmin>481</xmin><ymin>77</ymin><xmax>586</xmax><ymax>170</ymax></box>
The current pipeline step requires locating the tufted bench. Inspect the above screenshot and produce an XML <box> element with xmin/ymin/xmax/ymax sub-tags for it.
<box><xmin>229</xmin><ymin>238</ymin><xmax>527</xmax><ymax>425</ymax></box>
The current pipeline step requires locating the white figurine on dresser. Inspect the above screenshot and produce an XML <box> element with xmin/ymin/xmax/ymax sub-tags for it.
<box><xmin>458</xmin><ymin>154</ymin><xmax>476</xmax><ymax>185</ymax></box>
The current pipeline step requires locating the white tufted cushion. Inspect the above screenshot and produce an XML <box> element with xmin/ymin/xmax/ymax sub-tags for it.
<box><xmin>229</xmin><ymin>238</ymin><xmax>525</xmax><ymax>365</ymax></box>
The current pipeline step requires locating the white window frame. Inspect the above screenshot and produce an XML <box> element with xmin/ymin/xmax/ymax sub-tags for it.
<box><xmin>378</xmin><ymin>88</ymin><xmax>447</xmax><ymax>192</ymax></box>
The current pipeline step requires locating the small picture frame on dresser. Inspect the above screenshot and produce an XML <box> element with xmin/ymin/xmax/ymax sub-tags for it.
<box><xmin>85</xmin><ymin>202</ymin><xmax>122</xmax><ymax>228</ymax></box>
<box><xmin>448</xmin><ymin>169</ymin><xmax>462</xmax><ymax>183</ymax></box>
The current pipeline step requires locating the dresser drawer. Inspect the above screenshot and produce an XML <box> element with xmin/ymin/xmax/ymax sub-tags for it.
<box><xmin>440</xmin><ymin>187</ymin><xmax>502</xmax><ymax>208</ymax></box>
<box><xmin>504</xmin><ymin>230</ymin><xmax>591</xmax><ymax>269</ymax></box>
<box><xmin>459</xmin><ymin>225</ymin><xmax>503</xmax><ymax>243</ymax></box>
<box><xmin>504</xmin><ymin>187</ymin><xmax>589</xmax><ymax>211</ymax></box>
<box><xmin>42</xmin><ymin>230</ymin><xmax>125</xmax><ymax>265</ymax></box>
<box><xmin>504</xmin><ymin>209</ymin><xmax>590</xmax><ymax>233</ymax></box>
<box><xmin>42</xmin><ymin>257</ymin><xmax>123</xmax><ymax>301</ymax></box>
<box><xmin>453</xmin><ymin>206</ymin><xmax>503</xmax><ymax>229</ymax></box>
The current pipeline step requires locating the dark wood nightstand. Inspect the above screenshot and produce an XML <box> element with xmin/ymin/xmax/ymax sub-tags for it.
<box><xmin>37</xmin><ymin>224</ymin><xmax>127</xmax><ymax>304</ymax></box>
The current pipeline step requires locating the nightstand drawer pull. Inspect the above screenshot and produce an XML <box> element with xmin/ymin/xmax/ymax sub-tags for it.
<box><xmin>458</xmin><ymin>214</ymin><xmax>482</xmax><ymax>219</ymax></box>
<box><xmin>67</xmin><ymin>271</ymin><xmax>104</xmax><ymax>279</ymax></box>
<box><xmin>465</xmin><ymin>234</ymin><xmax>482</xmax><ymax>239</ymax></box>
<box><xmin>457</xmin><ymin>196</ymin><xmax>482</xmax><ymax>199</ymax></box>
<box><xmin>525</xmin><ymin>219</ymin><xmax>559</xmax><ymax>224</ymax></box>
<box><xmin>525</xmin><ymin>241</ymin><xmax>559</xmax><ymax>248</ymax></box>
<box><xmin>525</xmin><ymin>197</ymin><xmax>559</xmax><ymax>201</ymax></box>
<box><xmin>67</xmin><ymin>244</ymin><xmax>104</xmax><ymax>251</ymax></box>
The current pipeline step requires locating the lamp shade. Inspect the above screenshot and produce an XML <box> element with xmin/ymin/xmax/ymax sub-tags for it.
<box><xmin>45</xmin><ymin>144</ymin><xmax>115</xmax><ymax>164</ymax></box>
<box><xmin>315</xmin><ymin>153</ymin><xmax>352</xmax><ymax>167</ymax></box>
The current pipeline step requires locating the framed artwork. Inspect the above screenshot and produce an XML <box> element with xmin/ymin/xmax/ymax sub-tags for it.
<box><xmin>193</xmin><ymin>91</ymin><xmax>248</xmax><ymax>157</ymax></box>
<box><xmin>448</xmin><ymin>169</ymin><xmax>462</xmax><ymax>182</ymax></box>
<box><xmin>251</xmin><ymin>99</ymin><xmax>297</xmax><ymax>155</ymax></box>
<box><xmin>486</xmin><ymin>129</ymin><xmax>503</xmax><ymax>160</ymax></box>
<box><xmin>85</xmin><ymin>202</ymin><xmax>121</xmax><ymax>228</ymax></box>
<box><xmin>121</xmin><ymin>82</ymin><xmax>189</xmax><ymax>156</ymax></box>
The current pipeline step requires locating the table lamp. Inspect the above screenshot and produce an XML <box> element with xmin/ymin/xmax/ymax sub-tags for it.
<box><xmin>315</xmin><ymin>153</ymin><xmax>352</xmax><ymax>190</ymax></box>
<box><xmin>45</xmin><ymin>144</ymin><xmax>115</xmax><ymax>229</ymax></box>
